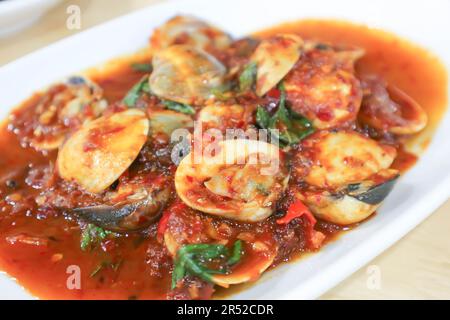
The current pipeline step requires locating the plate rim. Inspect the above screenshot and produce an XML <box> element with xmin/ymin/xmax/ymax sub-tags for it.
<box><xmin>0</xmin><ymin>0</ymin><xmax>449</xmax><ymax>300</ymax></box>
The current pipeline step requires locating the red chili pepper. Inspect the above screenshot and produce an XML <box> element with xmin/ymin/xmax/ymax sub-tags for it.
<box><xmin>267</xmin><ymin>88</ymin><xmax>281</xmax><ymax>99</ymax></box>
<box><xmin>157</xmin><ymin>211</ymin><xmax>171</xmax><ymax>242</ymax></box>
<box><xmin>276</xmin><ymin>200</ymin><xmax>316</xmax><ymax>226</ymax></box>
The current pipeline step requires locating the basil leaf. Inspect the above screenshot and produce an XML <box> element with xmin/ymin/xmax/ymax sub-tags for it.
<box><xmin>123</xmin><ymin>76</ymin><xmax>150</xmax><ymax>107</ymax></box>
<box><xmin>181</xmin><ymin>243</ymin><xmax>228</xmax><ymax>259</ymax></box>
<box><xmin>256</xmin><ymin>106</ymin><xmax>270</xmax><ymax>128</ymax></box>
<box><xmin>131</xmin><ymin>62</ymin><xmax>152</xmax><ymax>72</ymax></box>
<box><xmin>182</xmin><ymin>256</ymin><xmax>215</xmax><ymax>283</ymax></box>
<box><xmin>163</xmin><ymin>100</ymin><xmax>195</xmax><ymax>115</ymax></box>
<box><xmin>90</xmin><ymin>260</ymin><xmax>122</xmax><ymax>278</ymax></box>
<box><xmin>80</xmin><ymin>224</ymin><xmax>111</xmax><ymax>251</ymax></box>
<box><xmin>211</xmin><ymin>83</ymin><xmax>232</xmax><ymax>100</ymax></box>
<box><xmin>239</xmin><ymin>61</ymin><xmax>257</xmax><ymax>92</ymax></box>
<box><xmin>90</xmin><ymin>262</ymin><xmax>105</xmax><ymax>278</ymax></box>
<box><xmin>256</xmin><ymin>83</ymin><xmax>314</xmax><ymax>146</ymax></box>
<box><xmin>171</xmin><ymin>241</ymin><xmax>243</xmax><ymax>289</ymax></box>
<box><xmin>172</xmin><ymin>257</ymin><xmax>186</xmax><ymax>289</ymax></box>
<box><xmin>80</xmin><ymin>228</ymin><xmax>91</xmax><ymax>251</ymax></box>
<box><xmin>227</xmin><ymin>240</ymin><xmax>242</xmax><ymax>265</ymax></box>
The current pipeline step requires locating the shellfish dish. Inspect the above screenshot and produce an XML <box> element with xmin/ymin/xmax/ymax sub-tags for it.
<box><xmin>0</xmin><ymin>16</ymin><xmax>447</xmax><ymax>300</ymax></box>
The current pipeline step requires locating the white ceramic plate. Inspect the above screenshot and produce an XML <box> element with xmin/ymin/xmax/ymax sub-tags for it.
<box><xmin>0</xmin><ymin>0</ymin><xmax>449</xmax><ymax>300</ymax></box>
<box><xmin>0</xmin><ymin>0</ymin><xmax>63</xmax><ymax>38</ymax></box>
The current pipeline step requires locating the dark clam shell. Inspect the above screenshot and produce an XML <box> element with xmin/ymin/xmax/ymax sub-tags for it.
<box><xmin>349</xmin><ymin>176</ymin><xmax>399</xmax><ymax>205</ymax></box>
<box><xmin>70</xmin><ymin>190</ymin><xmax>169</xmax><ymax>232</ymax></box>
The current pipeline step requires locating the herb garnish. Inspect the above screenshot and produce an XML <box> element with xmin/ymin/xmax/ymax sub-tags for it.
<box><xmin>131</xmin><ymin>62</ymin><xmax>152</xmax><ymax>73</ymax></box>
<box><xmin>226</xmin><ymin>240</ymin><xmax>243</xmax><ymax>265</ymax></box>
<box><xmin>90</xmin><ymin>259</ymin><xmax>123</xmax><ymax>277</ymax></box>
<box><xmin>172</xmin><ymin>240</ymin><xmax>243</xmax><ymax>289</ymax></box>
<box><xmin>123</xmin><ymin>75</ymin><xmax>150</xmax><ymax>107</ymax></box>
<box><xmin>163</xmin><ymin>100</ymin><xmax>195</xmax><ymax>115</ymax></box>
<box><xmin>80</xmin><ymin>223</ymin><xmax>112</xmax><ymax>251</ymax></box>
<box><xmin>239</xmin><ymin>61</ymin><xmax>257</xmax><ymax>92</ymax></box>
<box><xmin>256</xmin><ymin>83</ymin><xmax>314</xmax><ymax>146</ymax></box>
<box><xmin>211</xmin><ymin>83</ymin><xmax>233</xmax><ymax>100</ymax></box>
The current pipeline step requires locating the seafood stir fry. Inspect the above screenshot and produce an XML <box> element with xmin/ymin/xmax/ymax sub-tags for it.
<box><xmin>0</xmin><ymin>16</ymin><xmax>434</xmax><ymax>300</ymax></box>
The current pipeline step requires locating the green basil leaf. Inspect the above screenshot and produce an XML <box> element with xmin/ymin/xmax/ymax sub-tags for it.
<box><xmin>227</xmin><ymin>240</ymin><xmax>242</xmax><ymax>265</ymax></box>
<box><xmin>123</xmin><ymin>76</ymin><xmax>150</xmax><ymax>107</ymax></box>
<box><xmin>256</xmin><ymin>83</ymin><xmax>314</xmax><ymax>146</ymax></box>
<box><xmin>256</xmin><ymin>106</ymin><xmax>270</xmax><ymax>128</ymax></box>
<box><xmin>80</xmin><ymin>223</ymin><xmax>111</xmax><ymax>251</ymax></box>
<box><xmin>90</xmin><ymin>262</ymin><xmax>105</xmax><ymax>278</ymax></box>
<box><xmin>90</xmin><ymin>259</ymin><xmax>122</xmax><ymax>278</ymax></box>
<box><xmin>183</xmin><ymin>256</ymin><xmax>215</xmax><ymax>283</ymax></box>
<box><xmin>80</xmin><ymin>227</ymin><xmax>91</xmax><ymax>251</ymax></box>
<box><xmin>182</xmin><ymin>243</ymin><xmax>228</xmax><ymax>259</ymax></box>
<box><xmin>239</xmin><ymin>61</ymin><xmax>257</xmax><ymax>92</ymax></box>
<box><xmin>163</xmin><ymin>100</ymin><xmax>195</xmax><ymax>115</ymax></box>
<box><xmin>172</xmin><ymin>257</ymin><xmax>186</xmax><ymax>289</ymax></box>
<box><xmin>131</xmin><ymin>62</ymin><xmax>152</xmax><ymax>72</ymax></box>
<box><xmin>171</xmin><ymin>241</ymin><xmax>243</xmax><ymax>288</ymax></box>
<box><xmin>210</xmin><ymin>83</ymin><xmax>233</xmax><ymax>100</ymax></box>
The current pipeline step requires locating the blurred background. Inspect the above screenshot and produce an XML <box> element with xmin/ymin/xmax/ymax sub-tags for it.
<box><xmin>0</xmin><ymin>0</ymin><xmax>449</xmax><ymax>299</ymax></box>
<box><xmin>0</xmin><ymin>0</ymin><xmax>163</xmax><ymax>65</ymax></box>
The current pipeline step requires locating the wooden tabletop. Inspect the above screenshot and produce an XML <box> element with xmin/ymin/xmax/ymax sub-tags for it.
<box><xmin>1</xmin><ymin>0</ymin><xmax>449</xmax><ymax>300</ymax></box>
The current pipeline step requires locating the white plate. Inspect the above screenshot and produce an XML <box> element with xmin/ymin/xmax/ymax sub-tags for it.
<box><xmin>0</xmin><ymin>0</ymin><xmax>449</xmax><ymax>300</ymax></box>
<box><xmin>0</xmin><ymin>0</ymin><xmax>63</xmax><ymax>38</ymax></box>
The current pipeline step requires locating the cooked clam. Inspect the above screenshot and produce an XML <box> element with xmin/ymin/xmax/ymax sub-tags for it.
<box><xmin>175</xmin><ymin>139</ymin><xmax>289</xmax><ymax>222</ymax></box>
<box><xmin>301</xmin><ymin>169</ymin><xmax>399</xmax><ymax>225</ymax></box>
<box><xmin>161</xmin><ymin>206</ymin><xmax>277</xmax><ymax>288</ymax></box>
<box><xmin>197</xmin><ymin>103</ymin><xmax>246</xmax><ymax>131</ymax></box>
<box><xmin>150</xmin><ymin>45</ymin><xmax>227</xmax><ymax>105</ymax></box>
<box><xmin>284</xmin><ymin>44</ymin><xmax>363</xmax><ymax>129</ymax></box>
<box><xmin>148</xmin><ymin>109</ymin><xmax>194</xmax><ymax>136</ymax></box>
<box><xmin>12</xmin><ymin>76</ymin><xmax>107</xmax><ymax>151</ymax></box>
<box><xmin>211</xmin><ymin>240</ymin><xmax>277</xmax><ymax>288</ymax></box>
<box><xmin>295</xmin><ymin>131</ymin><xmax>397</xmax><ymax>189</ymax></box>
<box><xmin>71</xmin><ymin>188</ymin><xmax>170</xmax><ymax>232</ymax></box>
<box><xmin>150</xmin><ymin>15</ymin><xmax>232</xmax><ymax>52</ymax></box>
<box><xmin>57</xmin><ymin>109</ymin><xmax>149</xmax><ymax>194</ymax></box>
<box><xmin>359</xmin><ymin>76</ymin><xmax>428</xmax><ymax>135</ymax></box>
<box><xmin>251</xmin><ymin>34</ymin><xmax>304</xmax><ymax>97</ymax></box>
<box><xmin>294</xmin><ymin>131</ymin><xmax>399</xmax><ymax>224</ymax></box>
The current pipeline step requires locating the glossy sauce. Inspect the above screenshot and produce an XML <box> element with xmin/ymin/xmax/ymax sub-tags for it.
<box><xmin>257</xmin><ymin>20</ymin><xmax>448</xmax><ymax>158</ymax></box>
<box><xmin>0</xmin><ymin>20</ymin><xmax>447</xmax><ymax>300</ymax></box>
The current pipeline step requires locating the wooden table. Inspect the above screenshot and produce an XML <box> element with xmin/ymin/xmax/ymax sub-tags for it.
<box><xmin>1</xmin><ymin>0</ymin><xmax>449</xmax><ymax>300</ymax></box>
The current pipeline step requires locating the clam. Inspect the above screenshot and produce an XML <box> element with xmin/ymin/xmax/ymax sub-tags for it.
<box><xmin>296</xmin><ymin>131</ymin><xmax>397</xmax><ymax>189</ymax></box>
<box><xmin>150</xmin><ymin>45</ymin><xmax>227</xmax><ymax>105</ymax></box>
<box><xmin>211</xmin><ymin>241</ymin><xmax>277</xmax><ymax>288</ymax></box>
<box><xmin>57</xmin><ymin>109</ymin><xmax>149</xmax><ymax>194</ymax></box>
<box><xmin>283</xmin><ymin>44</ymin><xmax>364</xmax><ymax>129</ymax></box>
<box><xmin>148</xmin><ymin>109</ymin><xmax>194</xmax><ymax>136</ymax></box>
<box><xmin>250</xmin><ymin>34</ymin><xmax>304</xmax><ymax>97</ymax></box>
<box><xmin>70</xmin><ymin>188</ymin><xmax>170</xmax><ymax>232</ymax></box>
<box><xmin>161</xmin><ymin>206</ymin><xmax>278</xmax><ymax>288</ymax></box>
<box><xmin>302</xmin><ymin>169</ymin><xmax>399</xmax><ymax>225</ymax></box>
<box><xmin>359</xmin><ymin>76</ymin><xmax>428</xmax><ymax>135</ymax></box>
<box><xmin>14</xmin><ymin>76</ymin><xmax>107</xmax><ymax>151</ymax></box>
<box><xmin>175</xmin><ymin>139</ymin><xmax>289</xmax><ymax>222</ymax></box>
<box><xmin>197</xmin><ymin>104</ymin><xmax>245</xmax><ymax>131</ymax></box>
<box><xmin>150</xmin><ymin>15</ymin><xmax>232</xmax><ymax>52</ymax></box>
<box><xmin>294</xmin><ymin>130</ymin><xmax>399</xmax><ymax>225</ymax></box>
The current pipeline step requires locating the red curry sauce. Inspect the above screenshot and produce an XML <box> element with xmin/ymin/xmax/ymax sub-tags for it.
<box><xmin>0</xmin><ymin>20</ymin><xmax>447</xmax><ymax>300</ymax></box>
